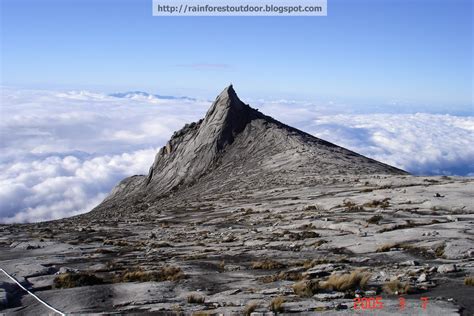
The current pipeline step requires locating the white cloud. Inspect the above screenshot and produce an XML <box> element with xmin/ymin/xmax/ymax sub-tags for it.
<box><xmin>313</xmin><ymin>114</ymin><xmax>473</xmax><ymax>176</ymax></box>
<box><xmin>0</xmin><ymin>149</ymin><xmax>158</xmax><ymax>223</ymax></box>
<box><xmin>0</xmin><ymin>88</ymin><xmax>209</xmax><ymax>223</ymax></box>
<box><xmin>0</xmin><ymin>87</ymin><xmax>473</xmax><ymax>223</ymax></box>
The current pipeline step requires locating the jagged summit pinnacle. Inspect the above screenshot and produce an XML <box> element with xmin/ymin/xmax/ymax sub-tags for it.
<box><xmin>140</xmin><ymin>85</ymin><xmax>257</xmax><ymax>195</ymax></box>
<box><xmin>211</xmin><ymin>84</ymin><xmax>239</xmax><ymax>106</ymax></box>
<box><xmin>93</xmin><ymin>85</ymin><xmax>407</xmax><ymax>214</ymax></box>
<box><xmin>204</xmin><ymin>85</ymin><xmax>249</xmax><ymax>121</ymax></box>
<box><xmin>221</xmin><ymin>84</ymin><xmax>236</xmax><ymax>98</ymax></box>
<box><xmin>202</xmin><ymin>85</ymin><xmax>253</xmax><ymax>147</ymax></box>
<box><xmin>218</xmin><ymin>84</ymin><xmax>241</xmax><ymax>105</ymax></box>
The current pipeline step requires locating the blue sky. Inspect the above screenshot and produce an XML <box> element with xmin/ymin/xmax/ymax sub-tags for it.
<box><xmin>1</xmin><ymin>0</ymin><xmax>473</xmax><ymax>110</ymax></box>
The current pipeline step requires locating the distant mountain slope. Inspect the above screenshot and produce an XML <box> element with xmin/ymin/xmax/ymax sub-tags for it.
<box><xmin>109</xmin><ymin>91</ymin><xmax>196</xmax><ymax>101</ymax></box>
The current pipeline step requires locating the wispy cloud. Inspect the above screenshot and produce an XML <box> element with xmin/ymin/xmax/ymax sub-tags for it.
<box><xmin>1</xmin><ymin>87</ymin><xmax>473</xmax><ymax>223</ymax></box>
<box><xmin>175</xmin><ymin>63</ymin><xmax>231</xmax><ymax>69</ymax></box>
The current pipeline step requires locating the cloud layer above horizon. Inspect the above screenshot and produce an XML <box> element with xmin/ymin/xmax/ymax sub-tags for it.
<box><xmin>1</xmin><ymin>87</ymin><xmax>473</xmax><ymax>223</ymax></box>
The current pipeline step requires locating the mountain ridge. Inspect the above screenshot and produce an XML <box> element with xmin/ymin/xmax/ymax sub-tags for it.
<box><xmin>109</xmin><ymin>91</ymin><xmax>196</xmax><ymax>101</ymax></box>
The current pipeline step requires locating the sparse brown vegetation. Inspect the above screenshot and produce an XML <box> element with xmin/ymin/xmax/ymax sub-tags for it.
<box><xmin>187</xmin><ymin>293</ymin><xmax>205</xmax><ymax>304</ymax></box>
<box><xmin>302</xmin><ymin>258</ymin><xmax>330</xmax><ymax>269</ymax></box>
<box><xmin>103</xmin><ymin>239</ymin><xmax>130</xmax><ymax>247</ymax></box>
<box><xmin>218</xmin><ymin>260</ymin><xmax>225</xmax><ymax>270</ymax></box>
<box><xmin>54</xmin><ymin>272</ymin><xmax>104</xmax><ymax>288</ymax></box>
<box><xmin>259</xmin><ymin>270</ymin><xmax>304</xmax><ymax>283</ymax></box>
<box><xmin>383</xmin><ymin>280</ymin><xmax>411</xmax><ymax>294</ymax></box>
<box><xmin>243</xmin><ymin>302</ymin><xmax>258</xmax><ymax>316</ymax></box>
<box><xmin>287</xmin><ymin>231</ymin><xmax>320</xmax><ymax>240</ymax></box>
<box><xmin>242</xmin><ymin>208</ymin><xmax>254</xmax><ymax>215</ymax></box>
<box><xmin>304</xmin><ymin>205</ymin><xmax>324</xmax><ymax>212</ymax></box>
<box><xmin>252</xmin><ymin>259</ymin><xmax>285</xmax><ymax>270</ymax></box>
<box><xmin>376</xmin><ymin>242</ymin><xmax>413</xmax><ymax>253</ymax></box>
<box><xmin>464</xmin><ymin>277</ymin><xmax>474</xmax><ymax>286</ymax></box>
<box><xmin>119</xmin><ymin>266</ymin><xmax>184</xmax><ymax>283</ymax></box>
<box><xmin>376</xmin><ymin>243</ymin><xmax>398</xmax><ymax>252</ymax></box>
<box><xmin>319</xmin><ymin>270</ymin><xmax>371</xmax><ymax>291</ymax></box>
<box><xmin>367</xmin><ymin>215</ymin><xmax>383</xmax><ymax>224</ymax></box>
<box><xmin>311</xmin><ymin>239</ymin><xmax>328</xmax><ymax>247</ymax></box>
<box><xmin>363</xmin><ymin>198</ymin><xmax>390</xmax><ymax>209</ymax></box>
<box><xmin>435</xmin><ymin>244</ymin><xmax>446</xmax><ymax>258</ymax></box>
<box><xmin>270</xmin><ymin>296</ymin><xmax>285</xmax><ymax>312</ymax></box>
<box><xmin>342</xmin><ymin>200</ymin><xmax>364</xmax><ymax>211</ymax></box>
<box><xmin>292</xmin><ymin>280</ymin><xmax>320</xmax><ymax>297</ymax></box>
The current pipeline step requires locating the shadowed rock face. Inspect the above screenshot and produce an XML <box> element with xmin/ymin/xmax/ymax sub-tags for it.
<box><xmin>96</xmin><ymin>85</ymin><xmax>407</xmax><ymax>212</ymax></box>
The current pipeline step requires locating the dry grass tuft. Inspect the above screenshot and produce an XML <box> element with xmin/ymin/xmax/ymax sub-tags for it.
<box><xmin>119</xmin><ymin>266</ymin><xmax>184</xmax><ymax>283</ymax></box>
<box><xmin>383</xmin><ymin>280</ymin><xmax>411</xmax><ymax>294</ymax></box>
<box><xmin>252</xmin><ymin>259</ymin><xmax>285</xmax><ymax>270</ymax></box>
<box><xmin>376</xmin><ymin>242</ymin><xmax>413</xmax><ymax>253</ymax></box>
<box><xmin>464</xmin><ymin>277</ymin><xmax>474</xmax><ymax>286</ymax></box>
<box><xmin>187</xmin><ymin>293</ymin><xmax>205</xmax><ymax>304</ymax></box>
<box><xmin>292</xmin><ymin>280</ymin><xmax>320</xmax><ymax>297</ymax></box>
<box><xmin>243</xmin><ymin>302</ymin><xmax>258</xmax><ymax>316</ymax></box>
<box><xmin>342</xmin><ymin>200</ymin><xmax>364</xmax><ymax>211</ymax></box>
<box><xmin>363</xmin><ymin>198</ymin><xmax>390</xmax><ymax>209</ymax></box>
<box><xmin>378</xmin><ymin>220</ymin><xmax>423</xmax><ymax>233</ymax></box>
<box><xmin>367</xmin><ymin>215</ymin><xmax>383</xmax><ymax>224</ymax></box>
<box><xmin>435</xmin><ymin>244</ymin><xmax>446</xmax><ymax>258</ymax></box>
<box><xmin>304</xmin><ymin>205</ymin><xmax>325</xmax><ymax>212</ymax></box>
<box><xmin>259</xmin><ymin>270</ymin><xmax>304</xmax><ymax>283</ymax></box>
<box><xmin>319</xmin><ymin>270</ymin><xmax>371</xmax><ymax>291</ymax></box>
<box><xmin>54</xmin><ymin>273</ymin><xmax>104</xmax><ymax>288</ymax></box>
<box><xmin>287</xmin><ymin>231</ymin><xmax>320</xmax><ymax>240</ymax></box>
<box><xmin>311</xmin><ymin>239</ymin><xmax>328</xmax><ymax>247</ymax></box>
<box><xmin>376</xmin><ymin>243</ymin><xmax>398</xmax><ymax>252</ymax></box>
<box><xmin>270</xmin><ymin>296</ymin><xmax>285</xmax><ymax>312</ymax></box>
<box><xmin>218</xmin><ymin>260</ymin><xmax>225</xmax><ymax>270</ymax></box>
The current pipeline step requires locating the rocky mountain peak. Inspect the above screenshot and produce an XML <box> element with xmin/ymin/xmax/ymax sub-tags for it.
<box><xmin>202</xmin><ymin>85</ymin><xmax>253</xmax><ymax>150</ymax></box>
<box><xmin>95</xmin><ymin>86</ymin><xmax>407</xmax><ymax>211</ymax></box>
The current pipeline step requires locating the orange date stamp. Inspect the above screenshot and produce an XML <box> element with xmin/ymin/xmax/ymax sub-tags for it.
<box><xmin>353</xmin><ymin>296</ymin><xmax>430</xmax><ymax>311</ymax></box>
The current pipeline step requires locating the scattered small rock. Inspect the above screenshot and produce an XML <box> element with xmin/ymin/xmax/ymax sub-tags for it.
<box><xmin>400</xmin><ymin>260</ymin><xmax>419</xmax><ymax>266</ymax></box>
<box><xmin>56</xmin><ymin>267</ymin><xmax>79</xmax><ymax>275</ymax></box>
<box><xmin>417</xmin><ymin>273</ymin><xmax>427</xmax><ymax>282</ymax></box>
<box><xmin>437</xmin><ymin>264</ymin><xmax>457</xmax><ymax>274</ymax></box>
<box><xmin>446</xmin><ymin>215</ymin><xmax>458</xmax><ymax>222</ymax></box>
<box><xmin>364</xmin><ymin>290</ymin><xmax>377</xmax><ymax>297</ymax></box>
<box><xmin>313</xmin><ymin>292</ymin><xmax>345</xmax><ymax>301</ymax></box>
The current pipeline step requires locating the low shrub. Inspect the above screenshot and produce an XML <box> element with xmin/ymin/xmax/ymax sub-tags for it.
<box><xmin>252</xmin><ymin>259</ymin><xmax>285</xmax><ymax>270</ymax></box>
<box><xmin>54</xmin><ymin>272</ymin><xmax>104</xmax><ymax>288</ymax></box>
<box><xmin>119</xmin><ymin>266</ymin><xmax>184</xmax><ymax>282</ymax></box>
<box><xmin>270</xmin><ymin>296</ymin><xmax>285</xmax><ymax>312</ymax></box>
<box><xmin>319</xmin><ymin>270</ymin><xmax>371</xmax><ymax>291</ymax></box>
<box><xmin>383</xmin><ymin>280</ymin><xmax>411</xmax><ymax>294</ymax></box>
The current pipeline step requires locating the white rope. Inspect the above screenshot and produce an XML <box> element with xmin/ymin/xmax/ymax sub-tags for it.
<box><xmin>0</xmin><ymin>268</ymin><xmax>65</xmax><ymax>316</ymax></box>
